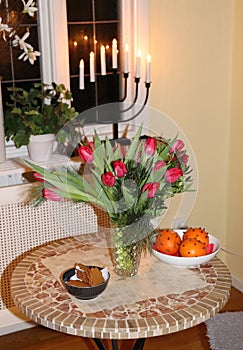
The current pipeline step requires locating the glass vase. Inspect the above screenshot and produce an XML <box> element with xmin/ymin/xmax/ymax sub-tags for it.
<box><xmin>109</xmin><ymin>240</ymin><xmax>144</xmax><ymax>277</ymax></box>
<box><xmin>108</xmin><ymin>217</ymin><xmax>154</xmax><ymax>277</ymax></box>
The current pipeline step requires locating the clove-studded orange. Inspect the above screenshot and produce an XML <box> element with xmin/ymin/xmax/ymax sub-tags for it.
<box><xmin>183</xmin><ymin>227</ymin><xmax>209</xmax><ymax>245</ymax></box>
<box><xmin>156</xmin><ymin>229</ymin><xmax>181</xmax><ymax>255</ymax></box>
<box><xmin>179</xmin><ymin>238</ymin><xmax>207</xmax><ymax>257</ymax></box>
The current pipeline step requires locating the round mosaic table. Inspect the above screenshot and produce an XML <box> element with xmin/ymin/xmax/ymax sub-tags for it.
<box><xmin>11</xmin><ymin>234</ymin><xmax>231</xmax><ymax>350</ymax></box>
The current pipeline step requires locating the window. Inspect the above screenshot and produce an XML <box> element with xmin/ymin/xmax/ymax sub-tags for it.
<box><xmin>0</xmin><ymin>0</ymin><xmax>149</xmax><ymax>163</ymax></box>
<box><xmin>0</xmin><ymin>0</ymin><xmax>41</xmax><ymax>107</ymax></box>
<box><xmin>66</xmin><ymin>0</ymin><xmax>120</xmax><ymax>120</ymax></box>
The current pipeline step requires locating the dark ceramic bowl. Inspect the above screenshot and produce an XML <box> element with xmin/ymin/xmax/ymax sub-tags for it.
<box><xmin>61</xmin><ymin>266</ymin><xmax>110</xmax><ymax>300</ymax></box>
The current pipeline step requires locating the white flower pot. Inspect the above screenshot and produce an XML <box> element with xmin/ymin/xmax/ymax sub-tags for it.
<box><xmin>28</xmin><ymin>134</ymin><xmax>55</xmax><ymax>162</ymax></box>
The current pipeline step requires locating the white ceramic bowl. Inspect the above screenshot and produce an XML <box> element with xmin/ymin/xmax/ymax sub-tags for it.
<box><xmin>151</xmin><ymin>229</ymin><xmax>221</xmax><ymax>268</ymax></box>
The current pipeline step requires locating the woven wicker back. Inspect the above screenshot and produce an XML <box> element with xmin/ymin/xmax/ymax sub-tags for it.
<box><xmin>0</xmin><ymin>184</ymin><xmax>109</xmax><ymax>310</ymax></box>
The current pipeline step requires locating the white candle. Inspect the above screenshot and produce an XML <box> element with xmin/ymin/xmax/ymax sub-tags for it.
<box><xmin>79</xmin><ymin>59</ymin><xmax>85</xmax><ymax>90</ymax></box>
<box><xmin>124</xmin><ymin>44</ymin><xmax>129</xmax><ymax>73</ymax></box>
<box><xmin>146</xmin><ymin>54</ymin><xmax>151</xmax><ymax>83</ymax></box>
<box><xmin>135</xmin><ymin>50</ymin><xmax>141</xmax><ymax>78</ymax></box>
<box><xmin>100</xmin><ymin>45</ymin><xmax>106</xmax><ymax>75</ymax></box>
<box><xmin>112</xmin><ymin>38</ymin><xmax>117</xmax><ymax>69</ymax></box>
<box><xmin>0</xmin><ymin>80</ymin><xmax>6</xmax><ymax>163</ymax></box>
<box><xmin>90</xmin><ymin>51</ymin><xmax>95</xmax><ymax>82</ymax></box>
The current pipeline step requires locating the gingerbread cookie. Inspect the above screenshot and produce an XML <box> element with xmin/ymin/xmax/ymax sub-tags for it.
<box><xmin>73</xmin><ymin>263</ymin><xmax>105</xmax><ymax>286</ymax></box>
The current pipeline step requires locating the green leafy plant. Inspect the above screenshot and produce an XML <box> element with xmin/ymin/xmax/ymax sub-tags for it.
<box><xmin>4</xmin><ymin>82</ymin><xmax>78</xmax><ymax>148</ymax></box>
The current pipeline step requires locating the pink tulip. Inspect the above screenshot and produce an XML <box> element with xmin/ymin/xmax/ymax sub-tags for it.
<box><xmin>183</xmin><ymin>154</ymin><xmax>189</xmax><ymax>164</ymax></box>
<box><xmin>169</xmin><ymin>140</ymin><xmax>184</xmax><ymax>153</ymax></box>
<box><xmin>165</xmin><ymin>168</ymin><xmax>183</xmax><ymax>183</ymax></box>
<box><xmin>78</xmin><ymin>145</ymin><xmax>94</xmax><ymax>163</ymax></box>
<box><xmin>136</xmin><ymin>150</ymin><xmax>142</xmax><ymax>164</ymax></box>
<box><xmin>119</xmin><ymin>144</ymin><xmax>126</xmax><ymax>158</ymax></box>
<box><xmin>101</xmin><ymin>172</ymin><xmax>116</xmax><ymax>187</ymax></box>
<box><xmin>154</xmin><ymin>160</ymin><xmax>166</xmax><ymax>172</ymax></box>
<box><xmin>142</xmin><ymin>182</ymin><xmax>160</xmax><ymax>198</ymax></box>
<box><xmin>34</xmin><ymin>172</ymin><xmax>44</xmax><ymax>182</ymax></box>
<box><xmin>144</xmin><ymin>137</ymin><xmax>157</xmax><ymax>156</ymax></box>
<box><xmin>178</xmin><ymin>152</ymin><xmax>189</xmax><ymax>164</ymax></box>
<box><xmin>43</xmin><ymin>188</ymin><xmax>62</xmax><ymax>202</ymax></box>
<box><xmin>112</xmin><ymin>160</ymin><xmax>127</xmax><ymax>178</ymax></box>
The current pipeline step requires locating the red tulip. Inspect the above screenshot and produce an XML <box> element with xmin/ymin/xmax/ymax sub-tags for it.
<box><xmin>101</xmin><ymin>172</ymin><xmax>116</xmax><ymax>187</ymax></box>
<box><xmin>112</xmin><ymin>160</ymin><xmax>127</xmax><ymax>178</ymax></box>
<box><xmin>144</xmin><ymin>137</ymin><xmax>157</xmax><ymax>156</ymax></box>
<box><xmin>142</xmin><ymin>182</ymin><xmax>160</xmax><ymax>198</ymax></box>
<box><xmin>165</xmin><ymin>168</ymin><xmax>183</xmax><ymax>183</ymax></box>
<box><xmin>89</xmin><ymin>141</ymin><xmax>94</xmax><ymax>149</ymax></box>
<box><xmin>43</xmin><ymin>188</ymin><xmax>62</xmax><ymax>202</ymax></box>
<box><xmin>154</xmin><ymin>160</ymin><xmax>166</xmax><ymax>172</ymax></box>
<box><xmin>78</xmin><ymin>145</ymin><xmax>94</xmax><ymax>163</ymax></box>
<box><xmin>169</xmin><ymin>139</ymin><xmax>184</xmax><ymax>153</ymax></box>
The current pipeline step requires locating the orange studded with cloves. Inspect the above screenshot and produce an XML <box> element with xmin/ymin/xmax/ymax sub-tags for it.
<box><xmin>179</xmin><ymin>238</ymin><xmax>207</xmax><ymax>257</ymax></box>
<box><xmin>156</xmin><ymin>229</ymin><xmax>181</xmax><ymax>255</ymax></box>
<box><xmin>183</xmin><ymin>227</ymin><xmax>209</xmax><ymax>245</ymax></box>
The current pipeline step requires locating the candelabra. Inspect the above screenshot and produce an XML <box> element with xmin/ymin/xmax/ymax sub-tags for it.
<box><xmin>93</xmin><ymin>70</ymin><xmax>151</xmax><ymax>142</ymax></box>
<box><xmin>77</xmin><ymin>41</ymin><xmax>151</xmax><ymax>142</ymax></box>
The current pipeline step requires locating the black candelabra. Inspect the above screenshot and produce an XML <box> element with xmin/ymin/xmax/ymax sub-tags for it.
<box><xmin>76</xmin><ymin>40</ymin><xmax>151</xmax><ymax>143</ymax></box>
<box><xmin>96</xmin><ymin>69</ymin><xmax>151</xmax><ymax>142</ymax></box>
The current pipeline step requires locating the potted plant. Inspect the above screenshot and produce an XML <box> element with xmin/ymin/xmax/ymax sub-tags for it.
<box><xmin>4</xmin><ymin>82</ymin><xmax>78</xmax><ymax>161</ymax></box>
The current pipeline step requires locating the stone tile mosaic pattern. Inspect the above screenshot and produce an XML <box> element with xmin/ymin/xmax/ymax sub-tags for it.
<box><xmin>11</xmin><ymin>234</ymin><xmax>231</xmax><ymax>340</ymax></box>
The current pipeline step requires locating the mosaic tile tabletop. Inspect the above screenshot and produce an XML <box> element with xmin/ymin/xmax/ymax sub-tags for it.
<box><xmin>11</xmin><ymin>234</ymin><xmax>231</xmax><ymax>340</ymax></box>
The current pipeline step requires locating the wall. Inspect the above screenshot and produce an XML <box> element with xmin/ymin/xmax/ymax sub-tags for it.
<box><xmin>227</xmin><ymin>0</ymin><xmax>243</xmax><ymax>284</ymax></box>
<box><xmin>149</xmin><ymin>0</ymin><xmax>242</xmax><ymax>285</ymax></box>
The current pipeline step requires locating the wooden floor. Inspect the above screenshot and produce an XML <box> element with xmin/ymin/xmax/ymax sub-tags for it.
<box><xmin>0</xmin><ymin>287</ymin><xmax>242</xmax><ymax>350</ymax></box>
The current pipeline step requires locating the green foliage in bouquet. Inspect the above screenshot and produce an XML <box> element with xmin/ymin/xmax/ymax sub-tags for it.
<box><xmin>26</xmin><ymin>125</ymin><xmax>193</xmax><ymax>245</ymax></box>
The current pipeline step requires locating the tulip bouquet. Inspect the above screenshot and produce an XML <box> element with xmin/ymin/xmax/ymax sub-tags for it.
<box><xmin>27</xmin><ymin>125</ymin><xmax>193</xmax><ymax>276</ymax></box>
<box><xmin>28</xmin><ymin>125</ymin><xmax>192</xmax><ymax>242</ymax></box>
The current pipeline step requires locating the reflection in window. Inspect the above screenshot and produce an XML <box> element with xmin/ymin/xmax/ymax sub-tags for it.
<box><xmin>66</xmin><ymin>0</ymin><xmax>121</xmax><ymax>122</ymax></box>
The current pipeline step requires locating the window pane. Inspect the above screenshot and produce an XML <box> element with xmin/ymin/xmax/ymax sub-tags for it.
<box><xmin>68</xmin><ymin>24</ymin><xmax>94</xmax><ymax>76</ymax></box>
<box><xmin>97</xmin><ymin>73</ymin><xmax>120</xmax><ymax>105</ymax></box>
<box><xmin>0</xmin><ymin>50</ymin><xmax>12</xmax><ymax>81</ymax></box>
<box><xmin>70</xmin><ymin>77</ymin><xmax>96</xmax><ymax>114</ymax></box>
<box><xmin>95</xmin><ymin>0</ymin><xmax>119</xmax><ymax>21</ymax></box>
<box><xmin>12</xmin><ymin>50</ymin><xmax>40</xmax><ymax>80</ymax></box>
<box><xmin>66</xmin><ymin>0</ymin><xmax>121</xmax><ymax>123</ymax></box>
<box><xmin>67</xmin><ymin>0</ymin><xmax>92</xmax><ymax>22</ymax></box>
<box><xmin>0</xmin><ymin>0</ymin><xmax>41</xmax><ymax>111</ymax></box>
<box><xmin>95</xmin><ymin>23</ymin><xmax>119</xmax><ymax>73</ymax></box>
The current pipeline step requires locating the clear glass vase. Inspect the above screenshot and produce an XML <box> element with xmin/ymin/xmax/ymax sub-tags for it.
<box><xmin>109</xmin><ymin>241</ymin><xmax>144</xmax><ymax>277</ymax></box>
<box><xmin>108</xmin><ymin>217</ymin><xmax>154</xmax><ymax>277</ymax></box>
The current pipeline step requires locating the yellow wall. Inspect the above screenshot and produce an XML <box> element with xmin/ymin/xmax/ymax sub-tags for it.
<box><xmin>227</xmin><ymin>0</ymin><xmax>243</xmax><ymax>282</ymax></box>
<box><xmin>149</xmin><ymin>0</ymin><xmax>242</xmax><ymax>282</ymax></box>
